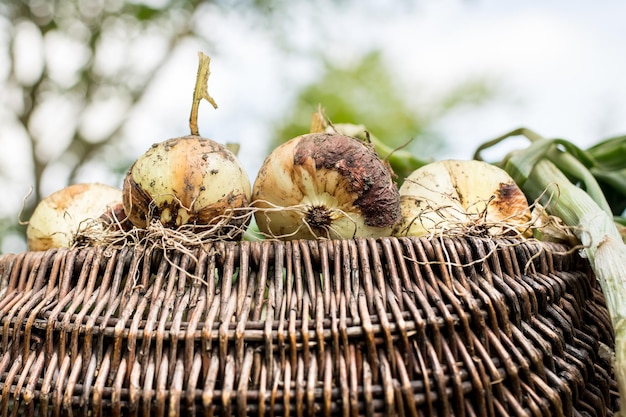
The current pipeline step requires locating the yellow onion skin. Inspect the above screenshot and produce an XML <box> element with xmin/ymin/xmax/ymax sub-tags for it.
<box><xmin>123</xmin><ymin>135</ymin><xmax>251</xmax><ymax>236</ymax></box>
<box><xmin>252</xmin><ymin>132</ymin><xmax>401</xmax><ymax>240</ymax></box>
<box><xmin>394</xmin><ymin>159</ymin><xmax>532</xmax><ymax>238</ymax></box>
<box><xmin>27</xmin><ymin>183</ymin><xmax>123</xmax><ymax>251</ymax></box>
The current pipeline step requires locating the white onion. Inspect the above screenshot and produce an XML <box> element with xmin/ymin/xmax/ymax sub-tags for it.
<box><xmin>394</xmin><ymin>159</ymin><xmax>532</xmax><ymax>238</ymax></box>
<box><xmin>122</xmin><ymin>135</ymin><xmax>251</xmax><ymax>237</ymax></box>
<box><xmin>27</xmin><ymin>183</ymin><xmax>123</xmax><ymax>251</ymax></box>
<box><xmin>252</xmin><ymin>132</ymin><xmax>400</xmax><ymax>240</ymax></box>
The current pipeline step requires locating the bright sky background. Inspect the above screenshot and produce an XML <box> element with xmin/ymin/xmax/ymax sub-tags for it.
<box><xmin>2</xmin><ymin>0</ymin><xmax>626</xmax><ymax>253</ymax></box>
<box><xmin>128</xmin><ymin>0</ymin><xmax>626</xmax><ymax>176</ymax></box>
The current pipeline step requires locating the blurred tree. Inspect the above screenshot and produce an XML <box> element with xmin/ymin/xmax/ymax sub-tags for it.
<box><xmin>272</xmin><ymin>50</ymin><xmax>496</xmax><ymax>159</ymax></box>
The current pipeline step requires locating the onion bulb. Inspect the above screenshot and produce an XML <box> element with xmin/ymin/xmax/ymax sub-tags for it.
<box><xmin>252</xmin><ymin>132</ymin><xmax>401</xmax><ymax>240</ymax></box>
<box><xmin>394</xmin><ymin>159</ymin><xmax>532</xmax><ymax>238</ymax></box>
<box><xmin>27</xmin><ymin>183</ymin><xmax>123</xmax><ymax>251</ymax></box>
<box><xmin>122</xmin><ymin>52</ymin><xmax>251</xmax><ymax>239</ymax></box>
<box><xmin>122</xmin><ymin>135</ymin><xmax>251</xmax><ymax>235</ymax></box>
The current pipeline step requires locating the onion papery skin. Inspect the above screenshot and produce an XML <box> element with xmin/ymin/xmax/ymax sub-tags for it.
<box><xmin>27</xmin><ymin>183</ymin><xmax>123</xmax><ymax>251</ymax></box>
<box><xmin>252</xmin><ymin>132</ymin><xmax>400</xmax><ymax>240</ymax></box>
<box><xmin>123</xmin><ymin>135</ymin><xmax>251</xmax><ymax>236</ymax></box>
<box><xmin>394</xmin><ymin>159</ymin><xmax>532</xmax><ymax>238</ymax></box>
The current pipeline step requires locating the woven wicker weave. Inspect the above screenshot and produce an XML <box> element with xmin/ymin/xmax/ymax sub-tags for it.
<box><xmin>0</xmin><ymin>236</ymin><xmax>618</xmax><ymax>416</ymax></box>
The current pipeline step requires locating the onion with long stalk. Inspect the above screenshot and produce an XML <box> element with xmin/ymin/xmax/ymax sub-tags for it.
<box><xmin>122</xmin><ymin>53</ymin><xmax>251</xmax><ymax>240</ymax></box>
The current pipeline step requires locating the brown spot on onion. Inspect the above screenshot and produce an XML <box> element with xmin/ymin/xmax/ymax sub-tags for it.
<box><xmin>492</xmin><ymin>182</ymin><xmax>530</xmax><ymax>221</ymax></box>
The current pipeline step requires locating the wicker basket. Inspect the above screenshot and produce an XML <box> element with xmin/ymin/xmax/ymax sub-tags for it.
<box><xmin>0</xmin><ymin>236</ymin><xmax>618</xmax><ymax>416</ymax></box>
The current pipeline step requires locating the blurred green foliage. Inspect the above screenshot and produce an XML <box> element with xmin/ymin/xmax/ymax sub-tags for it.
<box><xmin>272</xmin><ymin>50</ymin><xmax>496</xmax><ymax>158</ymax></box>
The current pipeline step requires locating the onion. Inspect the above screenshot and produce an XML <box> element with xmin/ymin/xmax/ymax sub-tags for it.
<box><xmin>122</xmin><ymin>135</ymin><xmax>251</xmax><ymax>235</ymax></box>
<box><xmin>122</xmin><ymin>52</ymin><xmax>251</xmax><ymax>239</ymax></box>
<box><xmin>252</xmin><ymin>132</ymin><xmax>401</xmax><ymax>240</ymax></box>
<box><xmin>26</xmin><ymin>183</ymin><xmax>123</xmax><ymax>251</ymax></box>
<box><xmin>394</xmin><ymin>159</ymin><xmax>532</xmax><ymax>238</ymax></box>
